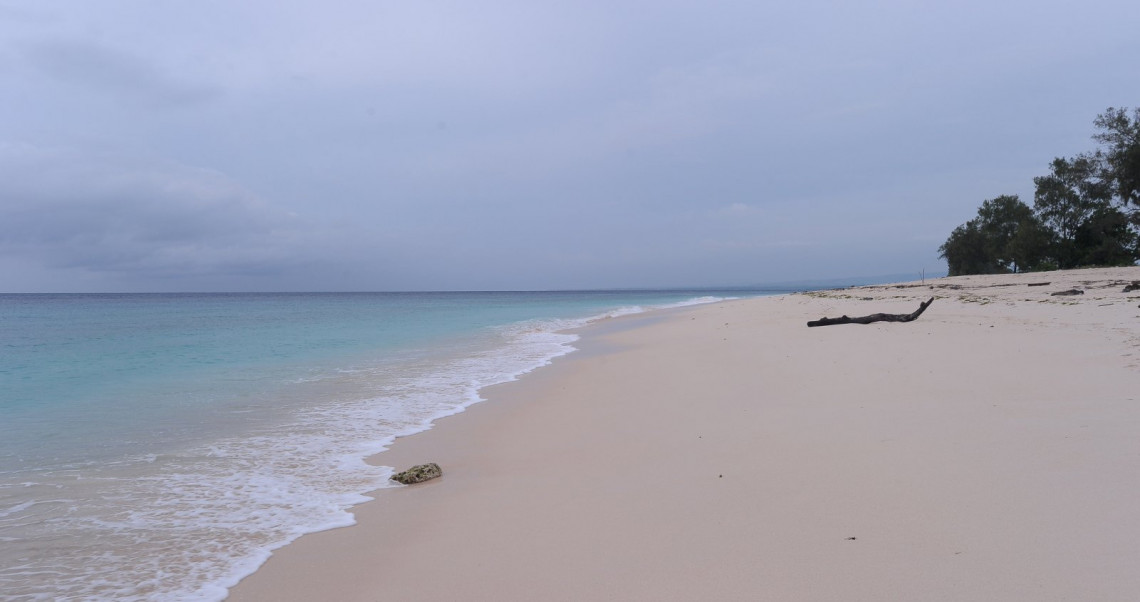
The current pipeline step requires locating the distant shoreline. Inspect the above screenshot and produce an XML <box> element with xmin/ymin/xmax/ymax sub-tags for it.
<box><xmin>0</xmin><ymin>270</ymin><xmax>950</xmax><ymax>296</ymax></box>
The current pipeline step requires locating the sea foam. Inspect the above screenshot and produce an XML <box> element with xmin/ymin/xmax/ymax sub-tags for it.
<box><xmin>0</xmin><ymin>293</ymin><xmax>736</xmax><ymax>600</ymax></box>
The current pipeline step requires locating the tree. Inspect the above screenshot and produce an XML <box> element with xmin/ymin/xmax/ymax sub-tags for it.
<box><xmin>940</xmin><ymin>195</ymin><xmax>1047</xmax><ymax>275</ymax></box>
<box><xmin>1093</xmin><ymin>107</ymin><xmax>1140</xmax><ymax>207</ymax></box>
<box><xmin>975</xmin><ymin>195</ymin><xmax>1047</xmax><ymax>272</ymax></box>
<box><xmin>1006</xmin><ymin>217</ymin><xmax>1054</xmax><ymax>272</ymax></box>
<box><xmin>940</xmin><ymin>220</ymin><xmax>1000</xmax><ymax>276</ymax></box>
<box><xmin>1072</xmin><ymin>204</ymin><xmax>1139</xmax><ymax>266</ymax></box>
<box><xmin>939</xmin><ymin>107</ymin><xmax>1140</xmax><ymax>275</ymax></box>
<box><xmin>1033</xmin><ymin>156</ymin><xmax>1113</xmax><ymax>268</ymax></box>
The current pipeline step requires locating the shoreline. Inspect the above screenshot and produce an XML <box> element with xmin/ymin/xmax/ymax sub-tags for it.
<box><xmin>0</xmin><ymin>291</ymin><xmax>747</xmax><ymax>600</ymax></box>
<box><xmin>229</xmin><ymin>267</ymin><xmax>1140</xmax><ymax>601</ymax></box>
<box><xmin>224</xmin><ymin>302</ymin><xmax>714</xmax><ymax>600</ymax></box>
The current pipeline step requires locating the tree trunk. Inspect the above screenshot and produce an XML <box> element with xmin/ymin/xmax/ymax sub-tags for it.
<box><xmin>807</xmin><ymin>297</ymin><xmax>935</xmax><ymax>327</ymax></box>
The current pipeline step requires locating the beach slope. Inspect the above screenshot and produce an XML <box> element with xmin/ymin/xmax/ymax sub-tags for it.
<box><xmin>230</xmin><ymin>267</ymin><xmax>1140</xmax><ymax>601</ymax></box>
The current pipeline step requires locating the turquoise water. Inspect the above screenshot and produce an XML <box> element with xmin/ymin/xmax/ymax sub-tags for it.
<box><xmin>0</xmin><ymin>290</ymin><xmax>760</xmax><ymax>600</ymax></box>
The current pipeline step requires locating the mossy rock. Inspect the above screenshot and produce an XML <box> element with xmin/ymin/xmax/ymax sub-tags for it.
<box><xmin>391</xmin><ymin>463</ymin><xmax>442</xmax><ymax>484</ymax></box>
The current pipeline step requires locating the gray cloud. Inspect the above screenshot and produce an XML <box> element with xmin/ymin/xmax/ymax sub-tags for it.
<box><xmin>1</xmin><ymin>0</ymin><xmax>1139</xmax><ymax>291</ymax></box>
<box><xmin>0</xmin><ymin>145</ymin><xmax>315</xmax><ymax>282</ymax></box>
<box><xmin>22</xmin><ymin>39</ymin><xmax>216</xmax><ymax>107</ymax></box>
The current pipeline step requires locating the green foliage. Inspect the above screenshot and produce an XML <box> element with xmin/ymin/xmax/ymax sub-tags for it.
<box><xmin>977</xmin><ymin>195</ymin><xmax>1048</xmax><ymax>272</ymax></box>
<box><xmin>1033</xmin><ymin>156</ymin><xmax>1113</xmax><ymax>268</ymax></box>
<box><xmin>1073</xmin><ymin>204</ymin><xmax>1139</xmax><ymax>266</ymax></box>
<box><xmin>939</xmin><ymin>195</ymin><xmax>1047</xmax><ymax>275</ymax></box>
<box><xmin>1093</xmin><ymin>107</ymin><xmax>1140</xmax><ymax>207</ymax></box>
<box><xmin>1005</xmin><ymin>217</ymin><xmax>1053</xmax><ymax>272</ymax></box>
<box><xmin>940</xmin><ymin>220</ymin><xmax>1000</xmax><ymax>276</ymax></box>
<box><xmin>941</xmin><ymin>107</ymin><xmax>1140</xmax><ymax>275</ymax></box>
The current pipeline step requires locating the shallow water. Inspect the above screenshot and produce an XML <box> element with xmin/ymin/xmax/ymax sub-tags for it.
<box><xmin>0</xmin><ymin>291</ymin><xmax>758</xmax><ymax>600</ymax></box>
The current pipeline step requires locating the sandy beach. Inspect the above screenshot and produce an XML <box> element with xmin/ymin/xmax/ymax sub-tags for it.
<box><xmin>229</xmin><ymin>267</ymin><xmax>1140</xmax><ymax>601</ymax></box>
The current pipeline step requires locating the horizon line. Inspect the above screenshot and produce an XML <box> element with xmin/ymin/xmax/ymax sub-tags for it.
<box><xmin>0</xmin><ymin>272</ymin><xmax>949</xmax><ymax>296</ymax></box>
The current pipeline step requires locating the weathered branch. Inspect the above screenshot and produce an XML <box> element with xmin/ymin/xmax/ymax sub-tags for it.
<box><xmin>807</xmin><ymin>297</ymin><xmax>935</xmax><ymax>327</ymax></box>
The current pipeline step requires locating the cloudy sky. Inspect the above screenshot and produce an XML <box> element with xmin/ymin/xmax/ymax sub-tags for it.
<box><xmin>2</xmin><ymin>0</ymin><xmax>1138</xmax><ymax>292</ymax></box>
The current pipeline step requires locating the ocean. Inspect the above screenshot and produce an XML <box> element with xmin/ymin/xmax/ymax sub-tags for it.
<box><xmin>0</xmin><ymin>290</ymin><xmax>762</xmax><ymax>600</ymax></box>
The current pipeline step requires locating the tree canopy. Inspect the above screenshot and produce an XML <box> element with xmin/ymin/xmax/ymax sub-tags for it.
<box><xmin>940</xmin><ymin>108</ymin><xmax>1140</xmax><ymax>276</ymax></box>
<box><xmin>1093</xmin><ymin>107</ymin><xmax>1140</xmax><ymax>207</ymax></box>
<box><xmin>939</xmin><ymin>195</ymin><xmax>1049</xmax><ymax>275</ymax></box>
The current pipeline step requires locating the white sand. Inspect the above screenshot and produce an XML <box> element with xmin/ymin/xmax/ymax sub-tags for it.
<box><xmin>229</xmin><ymin>267</ymin><xmax>1140</xmax><ymax>601</ymax></box>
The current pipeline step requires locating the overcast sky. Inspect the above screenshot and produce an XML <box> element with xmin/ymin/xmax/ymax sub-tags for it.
<box><xmin>2</xmin><ymin>0</ymin><xmax>1138</xmax><ymax>292</ymax></box>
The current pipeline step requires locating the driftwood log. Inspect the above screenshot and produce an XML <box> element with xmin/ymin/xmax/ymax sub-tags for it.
<box><xmin>807</xmin><ymin>297</ymin><xmax>935</xmax><ymax>327</ymax></box>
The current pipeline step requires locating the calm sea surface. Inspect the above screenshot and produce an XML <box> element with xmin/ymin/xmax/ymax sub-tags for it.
<box><xmin>0</xmin><ymin>291</ymin><xmax>764</xmax><ymax>600</ymax></box>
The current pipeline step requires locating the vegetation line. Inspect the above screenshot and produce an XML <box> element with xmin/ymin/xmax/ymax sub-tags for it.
<box><xmin>940</xmin><ymin>107</ymin><xmax>1140</xmax><ymax>275</ymax></box>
